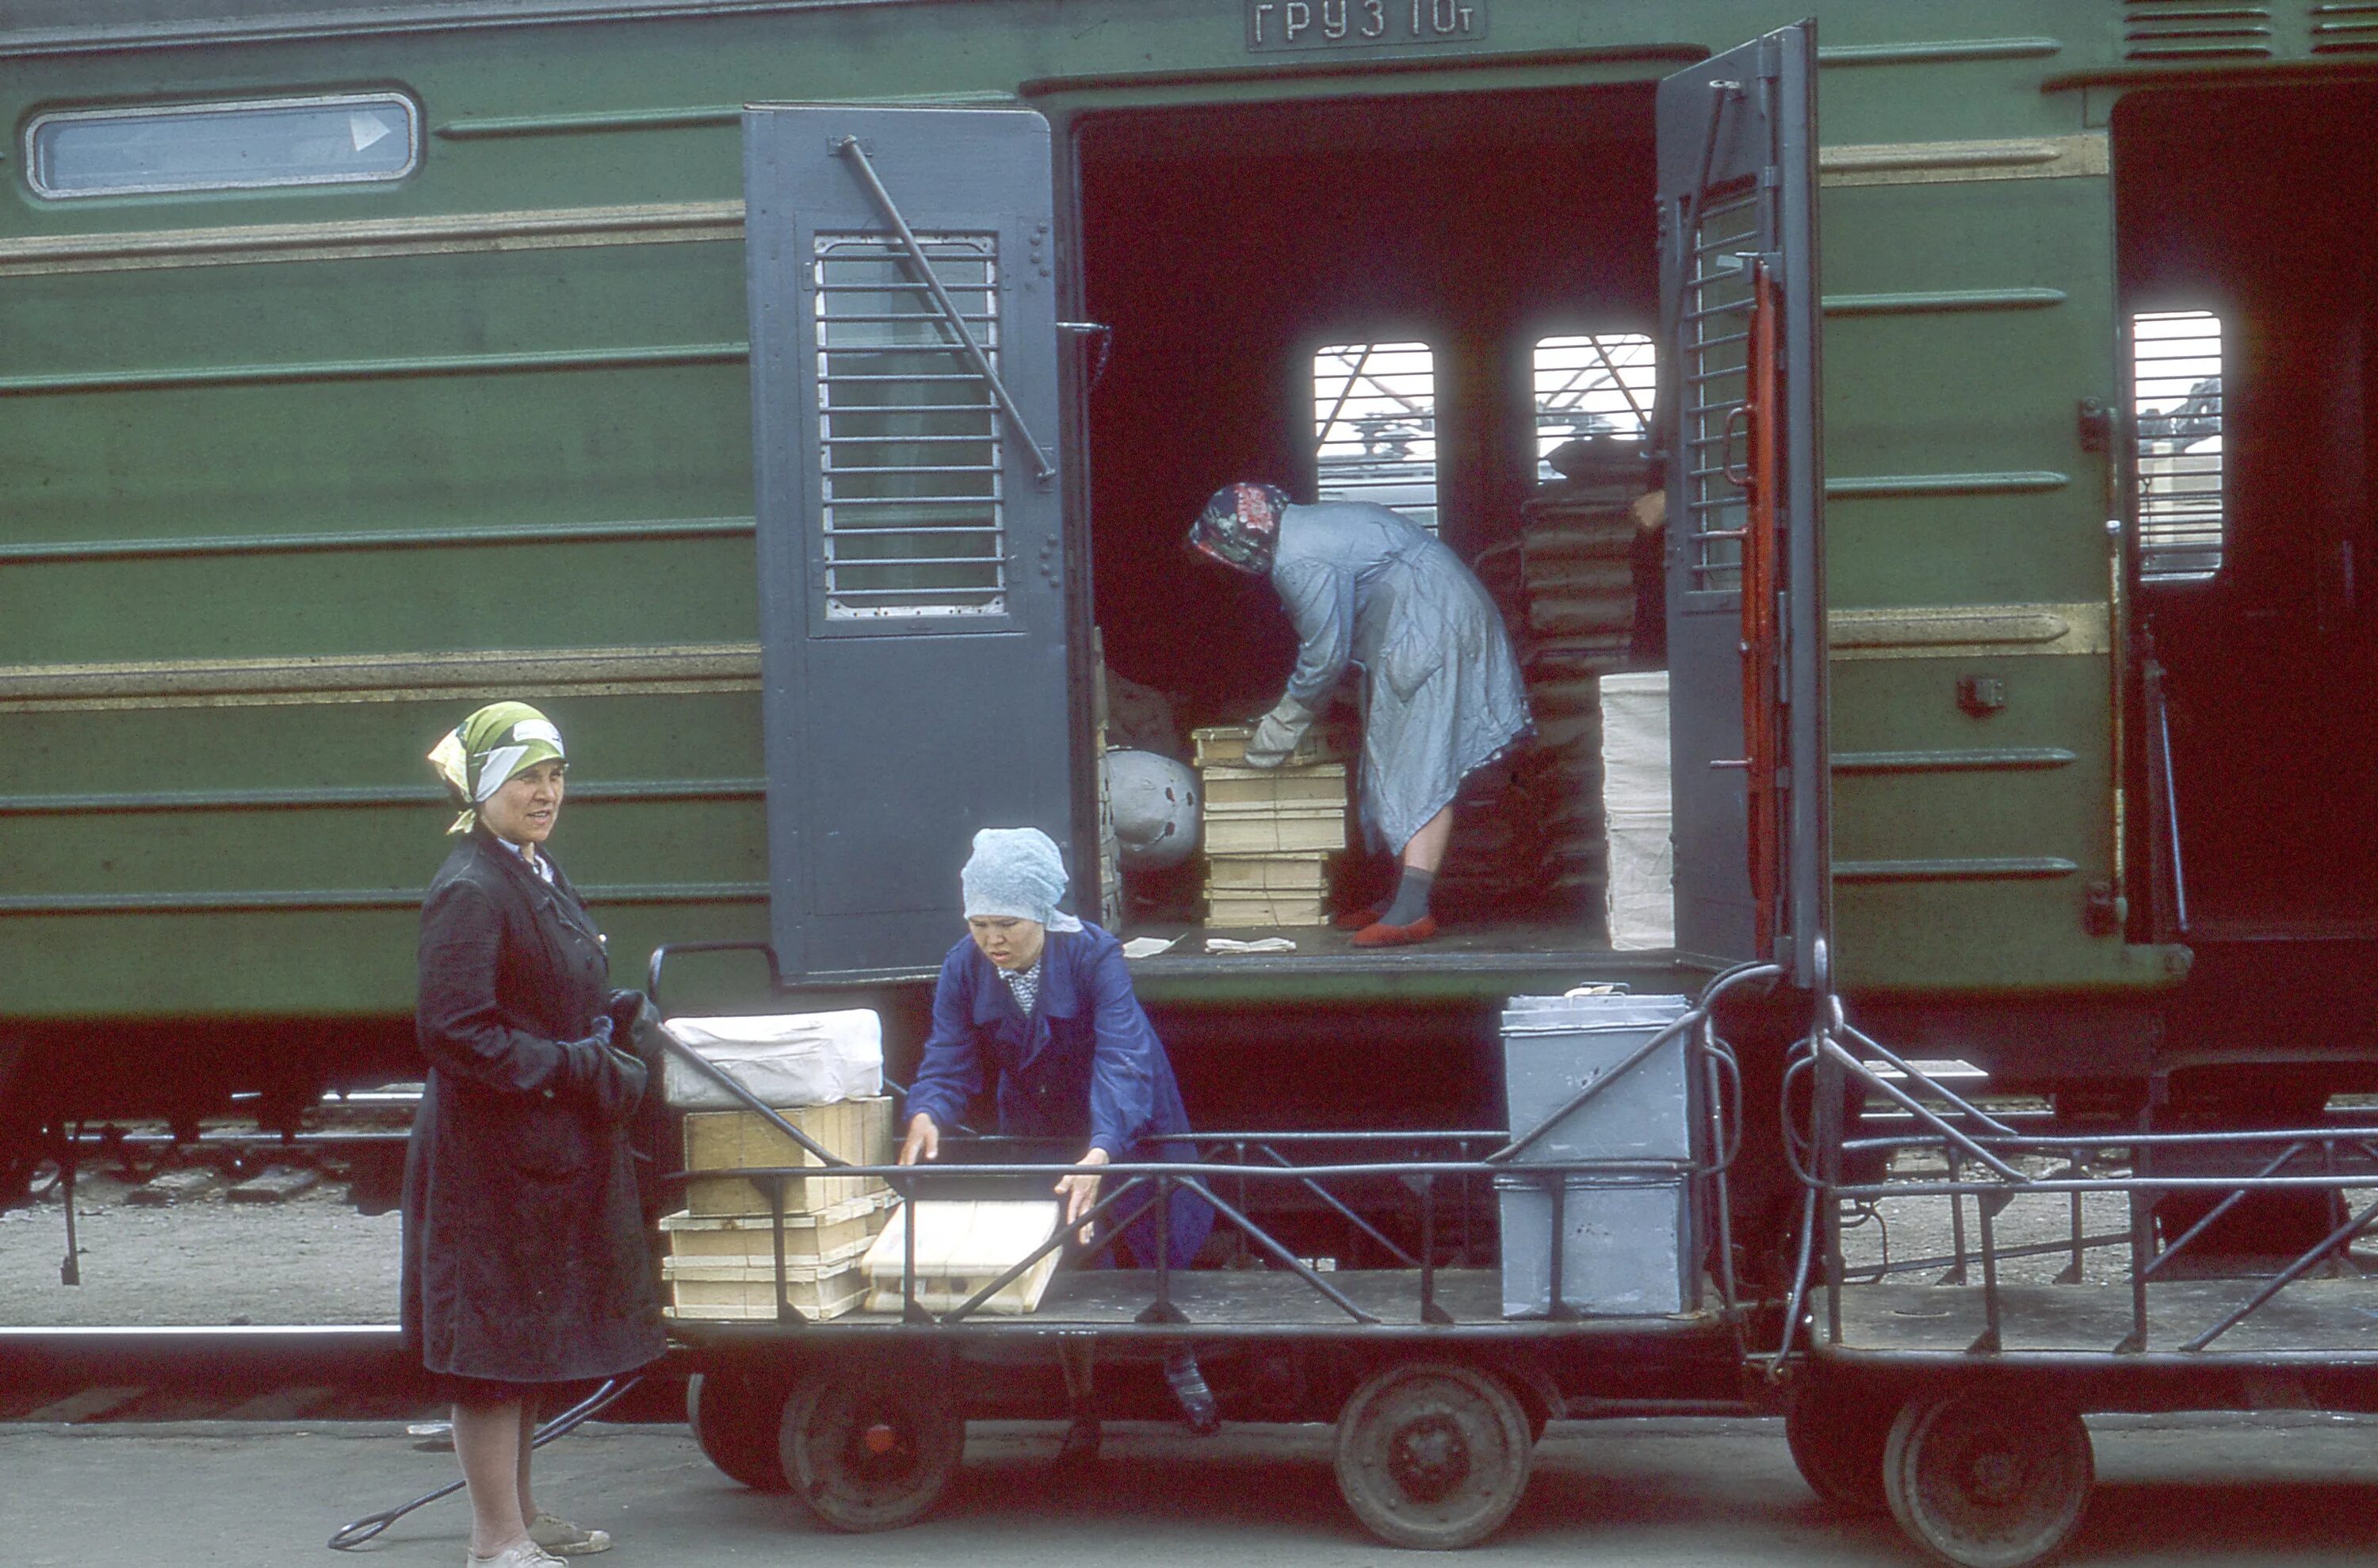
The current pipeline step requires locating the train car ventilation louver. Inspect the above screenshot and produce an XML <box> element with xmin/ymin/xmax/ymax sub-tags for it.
<box><xmin>1679</xmin><ymin>178</ymin><xmax>1761</xmax><ymax>601</ymax></box>
<box><xmin>2310</xmin><ymin>1</ymin><xmax>2378</xmax><ymax>54</ymax></box>
<box><xmin>2122</xmin><ymin>2</ymin><xmax>2275</xmax><ymax>59</ymax></box>
<box><xmin>812</xmin><ymin>232</ymin><xmax>1008</xmax><ymax>621</ymax></box>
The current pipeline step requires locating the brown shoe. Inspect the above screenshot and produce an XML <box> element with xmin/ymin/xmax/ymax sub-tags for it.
<box><xmin>1351</xmin><ymin>916</ymin><xmax>1439</xmax><ymax>948</ymax></box>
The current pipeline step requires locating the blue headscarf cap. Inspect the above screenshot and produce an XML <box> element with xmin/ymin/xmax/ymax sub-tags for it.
<box><xmin>961</xmin><ymin>828</ymin><xmax>1084</xmax><ymax>933</ymax></box>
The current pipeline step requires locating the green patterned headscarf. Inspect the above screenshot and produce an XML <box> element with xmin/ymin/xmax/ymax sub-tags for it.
<box><xmin>426</xmin><ymin>701</ymin><xmax>566</xmax><ymax>836</ymax></box>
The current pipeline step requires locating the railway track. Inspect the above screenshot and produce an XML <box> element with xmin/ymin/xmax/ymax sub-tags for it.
<box><xmin>21</xmin><ymin>1086</ymin><xmax>420</xmax><ymax>1215</ymax></box>
<box><xmin>2</xmin><ymin>1082</ymin><xmax>686</xmax><ymax>1428</ymax></box>
<box><xmin>0</xmin><ymin>1325</ymin><xmax>690</xmax><ymax>1425</ymax></box>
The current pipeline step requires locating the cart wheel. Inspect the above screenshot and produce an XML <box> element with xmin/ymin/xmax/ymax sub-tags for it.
<box><xmin>778</xmin><ymin>1364</ymin><xmax>965</xmax><ymax>1532</ymax></box>
<box><xmin>1333</xmin><ymin>1363</ymin><xmax>1534</xmax><ymax>1550</ymax></box>
<box><xmin>1784</xmin><ymin>1375</ymin><xmax>1895</xmax><ymax>1515</ymax></box>
<box><xmin>686</xmin><ymin>1371</ymin><xmax>790</xmax><ymax>1492</ymax></box>
<box><xmin>1883</xmin><ymin>1389</ymin><xmax>2092</xmax><ymax>1568</ymax></box>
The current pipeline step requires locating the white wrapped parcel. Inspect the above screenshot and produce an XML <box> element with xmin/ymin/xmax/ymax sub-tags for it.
<box><xmin>660</xmin><ymin>1009</ymin><xmax>883</xmax><ymax>1110</ymax></box>
<box><xmin>1598</xmin><ymin>670</ymin><xmax>1675</xmax><ymax>951</ymax></box>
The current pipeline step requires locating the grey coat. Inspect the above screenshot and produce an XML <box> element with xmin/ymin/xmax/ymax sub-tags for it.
<box><xmin>400</xmin><ymin>833</ymin><xmax>664</xmax><ymax>1384</ymax></box>
<box><xmin>1270</xmin><ymin>502</ymin><xmax>1531</xmax><ymax>855</ymax></box>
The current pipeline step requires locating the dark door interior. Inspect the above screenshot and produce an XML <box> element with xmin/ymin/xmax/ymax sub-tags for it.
<box><xmin>2117</xmin><ymin>84</ymin><xmax>2378</xmax><ymax>943</ymax></box>
<box><xmin>1072</xmin><ymin>86</ymin><xmax>1662</xmax><ymax>939</ymax></box>
<box><xmin>1076</xmin><ymin>87</ymin><xmax>1657</xmax><ymax>712</ymax></box>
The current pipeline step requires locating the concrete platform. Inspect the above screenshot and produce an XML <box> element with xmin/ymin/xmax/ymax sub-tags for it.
<box><xmin>7</xmin><ymin>1414</ymin><xmax>2378</xmax><ymax>1567</ymax></box>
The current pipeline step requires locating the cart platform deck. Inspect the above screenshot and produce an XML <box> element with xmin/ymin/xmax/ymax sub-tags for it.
<box><xmin>667</xmin><ymin>1266</ymin><xmax>1736</xmax><ymax>1339</ymax></box>
<box><xmin>1817</xmin><ymin>1276</ymin><xmax>2378</xmax><ymax>1363</ymax></box>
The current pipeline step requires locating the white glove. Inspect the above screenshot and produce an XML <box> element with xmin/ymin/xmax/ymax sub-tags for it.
<box><xmin>1242</xmin><ymin>694</ymin><xmax>1315</xmax><ymax>770</ymax></box>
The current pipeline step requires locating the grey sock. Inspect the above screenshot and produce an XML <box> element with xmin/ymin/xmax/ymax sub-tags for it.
<box><xmin>1379</xmin><ymin>866</ymin><xmax>1435</xmax><ymax>927</ymax></box>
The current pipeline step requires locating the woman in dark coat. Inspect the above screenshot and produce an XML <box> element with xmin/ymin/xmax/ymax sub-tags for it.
<box><xmin>898</xmin><ymin>827</ymin><xmax>1216</xmax><ymax>1460</ymax></box>
<box><xmin>402</xmin><ymin>701</ymin><xmax>663</xmax><ymax>1567</ymax></box>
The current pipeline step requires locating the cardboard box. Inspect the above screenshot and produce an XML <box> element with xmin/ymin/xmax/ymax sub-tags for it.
<box><xmin>1202</xmin><ymin>803</ymin><xmax>1348</xmax><ymax>854</ymax></box>
<box><xmin>682</xmin><ymin>1096</ymin><xmax>893</xmax><ymax>1217</ymax></box>
<box><xmin>1191</xmin><ymin>724</ymin><xmax>1337</xmax><ymax>769</ymax></box>
<box><xmin>1200</xmin><ymin>762</ymin><xmax>1348</xmax><ymax>809</ymax></box>
<box><xmin>662</xmin><ymin>1249</ymin><xmax>873</xmax><ymax>1321</ymax></box>
<box><xmin>862</xmin><ymin>1199</ymin><xmax>1064</xmax><ymax>1316</ymax></box>
<box><xmin>1205</xmin><ymin>855</ymin><xmax>1333</xmax><ymax>893</ymax></box>
<box><xmin>659</xmin><ymin>1191</ymin><xmax>894</xmax><ymax>1260</ymax></box>
<box><xmin>1205</xmin><ymin>892</ymin><xmax>1329</xmax><ymax>927</ymax></box>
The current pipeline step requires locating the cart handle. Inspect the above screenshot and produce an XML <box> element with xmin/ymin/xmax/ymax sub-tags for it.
<box><xmin>646</xmin><ymin>940</ymin><xmax>785</xmax><ymax>1013</ymax></box>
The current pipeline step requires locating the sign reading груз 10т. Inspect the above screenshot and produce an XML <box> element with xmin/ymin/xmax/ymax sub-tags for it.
<box><xmin>1246</xmin><ymin>0</ymin><xmax>1486</xmax><ymax>51</ymax></box>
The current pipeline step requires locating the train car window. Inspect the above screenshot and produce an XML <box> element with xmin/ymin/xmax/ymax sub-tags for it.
<box><xmin>814</xmin><ymin>232</ymin><xmax>1007</xmax><ymax>619</ymax></box>
<box><xmin>25</xmin><ymin>94</ymin><xmax>419</xmax><ymax>199</ymax></box>
<box><xmin>2132</xmin><ymin>309</ymin><xmax>2226</xmax><ymax>583</ymax></box>
<box><xmin>1533</xmin><ymin>333</ymin><xmax>1657</xmax><ymax>476</ymax></box>
<box><xmin>1313</xmin><ymin>341</ymin><xmax>1438</xmax><ymax>531</ymax></box>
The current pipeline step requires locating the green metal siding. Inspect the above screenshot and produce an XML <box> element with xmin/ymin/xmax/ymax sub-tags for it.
<box><xmin>0</xmin><ymin>1</ymin><xmax>2265</xmax><ymax>1027</ymax></box>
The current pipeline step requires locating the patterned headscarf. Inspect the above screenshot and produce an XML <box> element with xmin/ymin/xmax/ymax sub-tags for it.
<box><xmin>1187</xmin><ymin>481</ymin><xmax>1289</xmax><ymax>576</ymax></box>
<box><xmin>960</xmin><ymin>828</ymin><xmax>1084</xmax><ymax>934</ymax></box>
<box><xmin>426</xmin><ymin>701</ymin><xmax>566</xmax><ymax>836</ymax></box>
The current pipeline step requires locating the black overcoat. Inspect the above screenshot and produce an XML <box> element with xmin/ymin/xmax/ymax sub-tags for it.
<box><xmin>400</xmin><ymin>832</ymin><xmax>664</xmax><ymax>1384</ymax></box>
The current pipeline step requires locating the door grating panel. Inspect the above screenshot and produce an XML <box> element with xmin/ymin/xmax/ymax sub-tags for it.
<box><xmin>812</xmin><ymin>232</ymin><xmax>1006</xmax><ymax>618</ymax></box>
<box><xmin>1680</xmin><ymin>185</ymin><xmax>1761</xmax><ymax>598</ymax></box>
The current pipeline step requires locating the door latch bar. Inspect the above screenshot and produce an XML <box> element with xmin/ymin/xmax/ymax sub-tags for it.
<box><xmin>834</xmin><ymin>136</ymin><xmax>1060</xmax><ymax>485</ymax></box>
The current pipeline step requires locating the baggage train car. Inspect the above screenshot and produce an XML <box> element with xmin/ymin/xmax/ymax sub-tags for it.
<box><xmin>2</xmin><ymin>1</ymin><xmax>2372</xmax><ymax>1205</ymax></box>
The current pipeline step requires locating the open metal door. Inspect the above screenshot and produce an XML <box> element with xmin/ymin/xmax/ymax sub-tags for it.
<box><xmin>745</xmin><ymin>105</ymin><xmax>1075</xmax><ymax>981</ymax></box>
<box><xmin>1657</xmin><ymin>23</ymin><xmax>1829</xmax><ymax>984</ymax></box>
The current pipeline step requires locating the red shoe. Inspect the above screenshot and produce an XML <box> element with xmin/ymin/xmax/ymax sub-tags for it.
<box><xmin>1351</xmin><ymin>916</ymin><xmax>1439</xmax><ymax>948</ymax></box>
<box><xmin>1332</xmin><ymin>904</ymin><xmax>1385</xmax><ymax>931</ymax></box>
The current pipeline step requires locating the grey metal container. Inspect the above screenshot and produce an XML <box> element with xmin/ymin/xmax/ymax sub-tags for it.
<box><xmin>1495</xmin><ymin>1173</ymin><xmax>1698</xmax><ymax>1317</ymax></box>
<box><xmin>1500</xmin><ymin>992</ymin><xmax>1696</xmax><ymax>1163</ymax></box>
<box><xmin>1497</xmin><ymin>992</ymin><xmax>1702</xmax><ymax>1318</ymax></box>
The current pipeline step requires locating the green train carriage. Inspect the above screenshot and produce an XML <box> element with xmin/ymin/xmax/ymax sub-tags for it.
<box><xmin>0</xmin><ymin>0</ymin><xmax>2368</xmax><ymax>1198</ymax></box>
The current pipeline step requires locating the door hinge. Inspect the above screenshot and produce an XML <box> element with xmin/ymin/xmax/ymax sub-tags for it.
<box><xmin>2085</xmin><ymin>880</ymin><xmax>2127</xmax><ymax>937</ymax></box>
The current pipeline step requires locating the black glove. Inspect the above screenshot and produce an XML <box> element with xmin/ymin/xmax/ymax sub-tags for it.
<box><xmin>604</xmin><ymin>988</ymin><xmax>651</xmax><ymax>1038</ymax></box>
<box><xmin>556</xmin><ymin>1015</ymin><xmax>648</xmax><ymax>1123</ymax></box>
<box><xmin>602</xmin><ymin>989</ymin><xmax>677</xmax><ymax>1224</ymax></box>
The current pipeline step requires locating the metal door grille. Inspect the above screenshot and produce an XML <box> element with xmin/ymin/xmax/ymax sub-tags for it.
<box><xmin>2131</xmin><ymin>309</ymin><xmax>2224</xmax><ymax>583</ymax></box>
<box><xmin>1680</xmin><ymin>182</ymin><xmax>1761</xmax><ymax>598</ymax></box>
<box><xmin>814</xmin><ymin>232</ymin><xmax>1005</xmax><ymax>618</ymax></box>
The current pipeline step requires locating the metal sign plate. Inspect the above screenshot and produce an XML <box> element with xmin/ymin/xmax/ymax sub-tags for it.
<box><xmin>1245</xmin><ymin>0</ymin><xmax>1486</xmax><ymax>52</ymax></box>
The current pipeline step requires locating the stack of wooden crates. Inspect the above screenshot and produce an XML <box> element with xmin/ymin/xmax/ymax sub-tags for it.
<box><xmin>1191</xmin><ymin>723</ymin><xmax>1349</xmax><ymax>927</ymax></box>
<box><xmin>659</xmin><ymin>1095</ymin><xmax>897</xmax><ymax>1321</ymax></box>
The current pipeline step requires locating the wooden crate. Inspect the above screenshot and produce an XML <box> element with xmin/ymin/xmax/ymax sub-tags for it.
<box><xmin>1203</xmin><ymin>802</ymin><xmax>1348</xmax><ymax>854</ymax></box>
<box><xmin>862</xmin><ymin>1199</ymin><xmax>1063</xmax><ymax>1315</ymax></box>
<box><xmin>662</xmin><ymin>1242</ymin><xmax>873</xmax><ymax>1321</ymax></box>
<box><xmin>1206</xmin><ymin>892</ymin><xmax>1329</xmax><ymax>927</ymax></box>
<box><xmin>659</xmin><ymin>1191</ymin><xmax>893</xmax><ymax>1260</ymax></box>
<box><xmin>1200</xmin><ymin>762</ymin><xmax>1348</xmax><ymax>809</ymax></box>
<box><xmin>1205</xmin><ymin>854</ymin><xmax>1332</xmax><ymax>893</ymax></box>
<box><xmin>682</xmin><ymin>1096</ymin><xmax>893</xmax><ymax>1217</ymax></box>
<box><xmin>1191</xmin><ymin>723</ymin><xmax>1337</xmax><ymax>769</ymax></box>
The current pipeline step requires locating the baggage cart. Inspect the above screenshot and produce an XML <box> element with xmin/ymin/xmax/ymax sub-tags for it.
<box><xmin>1774</xmin><ymin>997</ymin><xmax>2378</xmax><ymax>1567</ymax></box>
<box><xmin>647</xmin><ymin>943</ymin><xmax>1774</xmax><ymax>1549</ymax></box>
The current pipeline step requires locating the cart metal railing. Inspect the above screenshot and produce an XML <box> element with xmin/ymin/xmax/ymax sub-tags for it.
<box><xmin>1789</xmin><ymin>994</ymin><xmax>2378</xmax><ymax>1361</ymax></box>
<box><xmin>649</xmin><ymin>964</ymin><xmax>1771</xmax><ymax>1338</ymax></box>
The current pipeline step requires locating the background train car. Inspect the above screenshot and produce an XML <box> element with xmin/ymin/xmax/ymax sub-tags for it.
<box><xmin>0</xmin><ymin>2</ymin><xmax>2368</xmax><ymax>1230</ymax></box>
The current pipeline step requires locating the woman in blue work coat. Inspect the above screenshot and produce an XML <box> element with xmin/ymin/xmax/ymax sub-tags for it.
<box><xmin>898</xmin><ymin>827</ymin><xmax>1217</xmax><ymax>1455</ymax></box>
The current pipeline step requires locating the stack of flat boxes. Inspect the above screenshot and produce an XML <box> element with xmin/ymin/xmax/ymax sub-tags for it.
<box><xmin>660</xmin><ymin>1095</ymin><xmax>896</xmax><ymax>1321</ymax></box>
<box><xmin>1192</xmin><ymin>724</ymin><xmax>1349</xmax><ymax>927</ymax></box>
